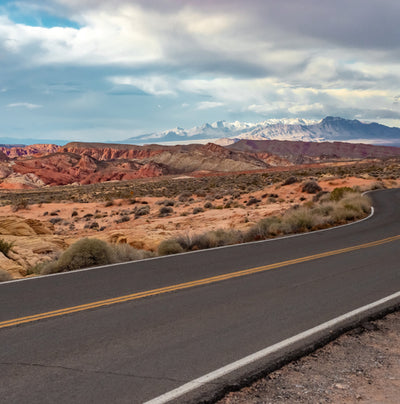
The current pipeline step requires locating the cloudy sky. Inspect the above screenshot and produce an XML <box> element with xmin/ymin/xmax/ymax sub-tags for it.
<box><xmin>0</xmin><ymin>0</ymin><xmax>400</xmax><ymax>142</ymax></box>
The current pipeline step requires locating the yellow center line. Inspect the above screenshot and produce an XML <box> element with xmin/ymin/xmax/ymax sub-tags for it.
<box><xmin>1</xmin><ymin>234</ymin><xmax>399</xmax><ymax>330</ymax></box>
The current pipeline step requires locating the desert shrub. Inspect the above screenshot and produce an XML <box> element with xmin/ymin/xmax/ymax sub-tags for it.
<box><xmin>104</xmin><ymin>200</ymin><xmax>114</xmax><ymax>207</ymax></box>
<box><xmin>329</xmin><ymin>187</ymin><xmax>355</xmax><ymax>201</ymax></box>
<box><xmin>246</xmin><ymin>197</ymin><xmax>261</xmax><ymax>206</ymax></box>
<box><xmin>71</xmin><ymin>210</ymin><xmax>78</xmax><ymax>217</ymax></box>
<box><xmin>370</xmin><ymin>181</ymin><xmax>385</xmax><ymax>190</ymax></box>
<box><xmin>302</xmin><ymin>180</ymin><xmax>322</xmax><ymax>194</ymax></box>
<box><xmin>0</xmin><ymin>239</ymin><xmax>14</xmax><ymax>257</ymax></box>
<box><xmin>49</xmin><ymin>217</ymin><xmax>62</xmax><ymax>224</ymax></box>
<box><xmin>192</xmin><ymin>207</ymin><xmax>204</xmax><ymax>214</ymax></box>
<box><xmin>313</xmin><ymin>191</ymin><xmax>329</xmax><ymax>202</ymax></box>
<box><xmin>112</xmin><ymin>243</ymin><xmax>154</xmax><ymax>262</ymax></box>
<box><xmin>163</xmin><ymin>199</ymin><xmax>175</xmax><ymax>206</ymax></box>
<box><xmin>178</xmin><ymin>191</ymin><xmax>192</xmax><ymax>202</ymax></box>
<box><xmin>282</xmin><ymin>176</ymin><xmax>298</xmax><ymax>186</ymax></box>
<box><xmin>313</xmin><ymin>201</ymin><xmax>335</xmax><ymax>216</ymax></box>
<box><xmin>244</xmin><ymin>217</ymin><xmax>281</xmax><ymax>241</ymax></box>
<box><xmin>44</xmin><ymin>238</ymin><xmax>115</xmax><ymax>273</ymax></box>
<box><xmin>11</xmin><ymin>198</ymin><xmax>29</xmax><ymax>212</ymax></box>
<box><xmin>134</xmin><ymin>205</ymin><xmax>150</xmax><ymax>219</ymax></box>
<box><xmin>115</xmin><ymin>216</ymin><xmax>130</xmax><ymax>224</ymax></box>
<box><xmin>0</xmin><ymin>269</ymin><xmax>12</xmax><ymax>282</ymax></box>
<box><xmin>158</xmin><ymin>239</ymin><xmax>184</xmax><ymax>255</ymax></box>
<box><xmin>282</xmin><ymin>208</ymin><xmax>321</xmax><ymax>232</ymax></box>
<box><xmin>159</xmin><ymin>206</ymin><xmax>173</xmax><ymax>217</ymax></box>
<box><xmin>204</xmin><ymin>202</ymin><xmax>213</xmax><ymax>209</ymax></box>
<box><xmin>340</xmin><ymin>193</ymin><xmax>371</xmax><ymax>215</ymax></box>
<box><xmin>190</xmin><ymin>229</ymin><xmax>242</xmax><ymax>250</ymax></box>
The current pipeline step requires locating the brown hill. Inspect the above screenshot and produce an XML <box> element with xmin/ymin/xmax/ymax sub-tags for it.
<box><xmin>228</xmin><ymin>139</ymin><xmax>400</xmax><ymax>164</ymax></box>
<box><xmin>61</xmin><ymin>142</ymin><xmax>269</xmax><ymax>172</ymax></box>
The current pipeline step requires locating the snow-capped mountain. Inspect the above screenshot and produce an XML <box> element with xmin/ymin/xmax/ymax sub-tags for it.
<box><xmin>122</xmin><ymin>117</ymin><xmax>400</xmax><ymax>147</ymax></box>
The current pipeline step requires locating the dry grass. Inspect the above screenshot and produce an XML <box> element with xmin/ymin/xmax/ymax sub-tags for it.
<box><xmin>158</xmin><ymin>189</ymin><xmax>372</xmax><ymax>255</ymax></box>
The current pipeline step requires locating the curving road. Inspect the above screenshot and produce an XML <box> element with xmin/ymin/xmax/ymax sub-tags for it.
<box><xmin>0</xmin><ymin>188</ymin><xmax>399</xmax><ymax>403</ymax></box>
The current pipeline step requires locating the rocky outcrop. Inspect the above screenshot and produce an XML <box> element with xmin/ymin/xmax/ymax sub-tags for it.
<box><xmin>0</xmin><ymin>216</ymin><xmax>65</xmax><ymax>278</ymax></box>
<box><xmin>61</xmin><ymin>142</ymin><xmax>165</xmax><ymax>160</ymax></box>
<box><xmin>0</xmin><ymin>144</ymin><xmax>60</xmax><ymax>158</ymax></box>
<box><xmin>0</xmin><ymin>216</ymin><xmax>54</xmax><ymax>236</ymax></box>
<box><xmin>11</xmin><ymin>153</ymin><xmax>168</xmax><ymax>185</ymax></box>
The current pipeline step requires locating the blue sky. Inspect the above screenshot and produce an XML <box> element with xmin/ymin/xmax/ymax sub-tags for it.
<box><xmin>0</xmin><ymin>0</ymin><xmax>400</xmax><ymax>143</ymax></box>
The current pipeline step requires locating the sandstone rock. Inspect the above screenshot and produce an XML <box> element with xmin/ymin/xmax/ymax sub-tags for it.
<box><xmin>0</xmin><ymin>252</ymin><xmax>23</xmax><ymax>278</ymax></box>
<box><xmin>0</xmin><ymin>216</ymin><xmax>54</xmax><ymax>236</ymax></box>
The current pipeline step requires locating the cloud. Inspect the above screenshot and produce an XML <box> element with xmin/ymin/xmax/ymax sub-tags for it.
<box><xmin>196</xmin><ymin>101</ymin><xmax>224</xmax><ymax>110</ymax></box>
<box><xmin>108</xmin><ymin>76</ymin><xmax>176</xmax><ymax>96</ymax></box>
<box><xmin>6</xmin><ymin>102</ymin><xmax>42</xmax><ymax>109</ymax></box>
<box><xmin>1</xmin><ymin>0</ymin><xmax>400</xmax><ymax>141</ymax></box>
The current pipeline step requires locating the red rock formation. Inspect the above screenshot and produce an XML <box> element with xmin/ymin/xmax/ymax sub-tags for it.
<box><xmin>12</xmin><ymin>153</ymin><xmax>167</xmax><ymax>186</ymax></box>
<box><xmin>0</xmin><ymin>144</ymin><xmax>61</xmax><ymax>158</ymax></box>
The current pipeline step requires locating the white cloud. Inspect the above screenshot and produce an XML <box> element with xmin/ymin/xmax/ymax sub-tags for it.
<box><xmin>288</xmin><ymin>103</ymin><xmax>324</xmax><ymax>114</ymax></box>
<box><xmin>196</xmin><ymin>101</ymin><xmax>224</xmax><ymax>110</ymax></box>
<box><xmin>108</xmin><ymin>76</ymin><xmax>176</xmax><ymax>96</ymax></box>
<box><xmin>6</xmin><ymin>102</ymin><xmax>43</xmax><ymax>109</ymax></box>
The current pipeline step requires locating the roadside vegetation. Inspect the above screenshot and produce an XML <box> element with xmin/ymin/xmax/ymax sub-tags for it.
<box><xmin>157</xmin><ymin>188</ymin><xmax>371</xmax><ymax>255</ymax></box>
<box><xmin>0</xmin><ymin>269</ymin><xmax>12</xmax><ymax>282</ymax></box>
<box><xmin>32</xmin><ymin>238</ymin><xmax>155</xmax><ymax>275</ymax></box>
<box><xmin>16</xmin><ymin>187</ymin><xmax>372</xmax><ymax>275</ymax></box>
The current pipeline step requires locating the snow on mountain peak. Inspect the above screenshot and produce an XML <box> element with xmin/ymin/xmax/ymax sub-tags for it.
<box><xmin>122</xmin><ymin>117</ymin><xmax>400</xmax><ymax>147</ymax></box>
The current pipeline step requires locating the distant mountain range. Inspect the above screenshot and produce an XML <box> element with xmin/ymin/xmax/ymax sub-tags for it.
<box><xmin>2</xmin><ymin>117</ymin><xmax>399</xmax><ymax>147</ymax></box>
<box><xmin>122</xmin><ymin>117</ymin><xmax>400</xmax><ymax>147</ymax></box>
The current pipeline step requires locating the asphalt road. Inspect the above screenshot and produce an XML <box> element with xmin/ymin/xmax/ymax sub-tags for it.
<box><xmin>0</xmin><ymin>188</ymin><xmax>399</xmax><ymax>403</ymax></box>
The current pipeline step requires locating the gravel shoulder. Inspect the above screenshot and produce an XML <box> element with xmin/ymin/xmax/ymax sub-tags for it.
<box><xmin>218</xmin><ymin>310</ymin><xmax>400</xmax><ymax>403</ymax></box>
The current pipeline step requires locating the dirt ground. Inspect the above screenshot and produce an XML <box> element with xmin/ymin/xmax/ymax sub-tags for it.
<box><xmin>0</xmin><ymin>176</ymin><xmax>390</xmax><ymax>252</ymax></box>
<box><xmin>218</xmin><ymin>310</ymin><xmax>400</xmax><ymax>404</ymax></box>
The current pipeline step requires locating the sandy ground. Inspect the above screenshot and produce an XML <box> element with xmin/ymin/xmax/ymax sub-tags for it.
<box><xmin>0</xmin><ymin>176</ymin><xmax>391</xmax><ymax>251</ymax></box>
<box><xmin>218</xmin><ymin>310</ymin><xmax>400</xmax><ymax>404</ymax></box>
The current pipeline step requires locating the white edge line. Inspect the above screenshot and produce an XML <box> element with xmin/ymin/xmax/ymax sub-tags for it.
<box><xmin>0</xmin><ymin>201</ymin><xmax>376</xmax><ymax>286</ymax></box>
<box><xmin>144</xmin><ymin>290</ymin><xmax>400</xmax><ymax>404</ymax></box>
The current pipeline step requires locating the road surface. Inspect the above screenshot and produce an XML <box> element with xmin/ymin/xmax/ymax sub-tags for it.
<box><xmin>0</xmin><ymin>188</ymin><xmax>399</xmax><ymax>403</ymax></box>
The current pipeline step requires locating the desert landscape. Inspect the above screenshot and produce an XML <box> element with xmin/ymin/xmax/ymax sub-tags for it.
<box><xmin>0</xmin><ymin>139</ymin><xmax>398</xmax><ymax>280</ymax></box>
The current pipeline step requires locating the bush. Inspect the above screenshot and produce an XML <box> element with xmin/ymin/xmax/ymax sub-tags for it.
<box><xmin>282</xmin><ymin>176</ymin><xmax>298</xmax><ymax>186</ymax></box>
<box><xmin>159</xmin><ymin>206</ymin><xmax>173</xmax><ymax>217</ymax></box>
<box><xmin>0</xmin><ymin>239</ymin><xmax>14</xmax><ymax>257</ymax></box>
<box><xmin>112</xmin><ymin>243</ymin><xmax>153</xmax><ymax>262</ymax></box>
<box><xmin>11</xmin><ymin>198</ymin><xmax>29</xmax><ymax>212</ymax></box>
<box><xmin>134</xmin><ymin>205</ymin><xmax>150</xmax><ymax>219</ymax></box>
<box><xmin>192</xmin><ymin>207</ymin><xmax>204</xmax><ymax>214</ymax></box>
<box><xmin>330</xmin><ymin>187</ymin><xmax>355</xmax><ymax>201</ymax></box>
<box><xmin>115</xmin><ymin>216</ymin><xmax>130</xmax><ymax>224</ymax></box>
<box><xmin>302</xmin><ymin>180</ymin><xmax>322</xmax><ymax>194</ymax></box>
<box><xmin>0</xmin><ymin>269</ymin><xmax>12</xmax><ymax>282</ymax></box>
<box><xmin>158</xmin><ymin>239</ymin><xmax>184</xmax><ymax>255</ymax></box>
<box><xmin>190</xmin><ymin>229</ymin><xmax>242</xmax><ymax>250</ymax></box>
<box><xmin>244</xmin><ymin>217</ymin><xmax>281</xmax><ymax>241</ymax></box>
<box><xmin>162</xmin><ymin>199</ymin><xmax>175</xmax><ymax>207</ymax></box>
<box><xmin>44</xmin><ymin>238</ymin><xmax>115</xmax><ymax>273</ymax></box>
<box><xmin>246</xmin><ymin>197</ymin><xmax>261</xmax><ymax>206</ymax></box>
<box><xmin>282</xmin><ymin>208</ymin><xmax>319</xmax><ymax>232</ymax></box>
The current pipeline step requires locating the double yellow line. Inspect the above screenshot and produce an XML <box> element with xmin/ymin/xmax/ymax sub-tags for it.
<box><xmin>1</xmin><ymin>234</ymin><xmax>399</xmax><ymax>330</ymax></box>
